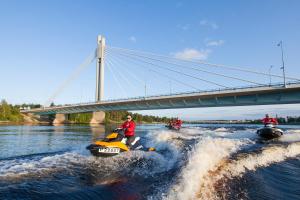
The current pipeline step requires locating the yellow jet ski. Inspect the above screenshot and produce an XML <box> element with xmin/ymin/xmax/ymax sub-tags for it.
<box><xmin>86</xmin><ymin>129</ymin><xmax>155</xmax><ymax>157</ymax></box>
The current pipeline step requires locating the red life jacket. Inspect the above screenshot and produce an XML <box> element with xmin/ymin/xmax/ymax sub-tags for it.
<box><xmin>176</xmin><ymin>120</ymin><xmax>182</xmax><ymax>125</ymax></box>
<box><xmin>262</xmin><ymin>117</ymin><xmax>278</xmax><ymax>125</ymax></box>
<box><xmin>120</xmin><ymin>120</ymin><xmax>136</xmax><ymax>136</ymax></box>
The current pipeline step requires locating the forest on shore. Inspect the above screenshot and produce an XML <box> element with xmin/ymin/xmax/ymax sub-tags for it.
<box><xmin>2</xmin><ymin>100</ymin><xmax>300</xmax><ymax>124</ymax></box>
<box><xmin>0</xmin><ymin>100</ymin><xmax>172</xmax><ymax>124</ymax></box>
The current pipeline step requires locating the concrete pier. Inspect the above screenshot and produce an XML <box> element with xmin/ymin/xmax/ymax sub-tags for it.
<box><xmin>53</xmin><ymin>113</ymin><xmax>69</xmax><ymax>124</ymax></box>
<box><xmin>22</xmin><ymin>113</ymin><xmax>52</xmax><ymax>124</ymax></box>
<box><xmin>90</xmin><ymin>111</ymin><xmax>105</xmax><ymax>124</ymax></box>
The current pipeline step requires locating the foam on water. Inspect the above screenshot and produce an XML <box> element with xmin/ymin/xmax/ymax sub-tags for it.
<box><xmin>279</xmin><ymin>130</ymin><xmax>300</xmax><ymax>142</ymax></box>
<box><xmin>0</xmin><ymin>128</ymin><xmax>194</xmax><ymax>181</ymax></box>
<box><xmin>0</xmin><ymin>148</ymin><xmax>183</xmax><ymax>181</ymax></box>
<box><xmin>214</xmin><ymin>127</ymin><xmax>229</xmax><ymax>132</ymax></box>
<box><xmin>195</xmin><ymin>142</ymin><xmax>300</xmax><ymax>199</ymax></box>
<box><xmin>162</xmin><ymin>128</ymin><xmax>300</xmax><ymax>200</ymax></box>
<box><xmin>2</xmin><ymin>126</ymin><xmax>300</xmax><ymax>200</ymax></box>
<box><xmin>0</xmin><ymin>152</ymin><xmax>84</xmax><ymax>180</ymax></box>
<box><xmin>146</xmin><ymin>128</ymin><xmax>204</xmax><ymax>142</ymax></box>
<box><xmin>164</xmin><ymin>137</ymin><xmax>251</xmax><ymax>200</ymax></box>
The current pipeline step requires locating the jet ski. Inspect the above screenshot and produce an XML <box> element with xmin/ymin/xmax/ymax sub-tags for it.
<box><xmin>166</xmin><ymin>119</ymin><xmax>182</xmax><ymax>130</ymax></box>
<box><xmin>165</xmin><ymin>124</ymin><xmax>181</xmax><ymax>130</ymax></box>
<box><xmin>86</xmin><ymin>129</ymin><xmax>155</xmax><ymax>157</ymax></box>
<box><xmin>256</xmin><ymin>124</ymin><xmax>283</xmax><ymax>140</ymax></box>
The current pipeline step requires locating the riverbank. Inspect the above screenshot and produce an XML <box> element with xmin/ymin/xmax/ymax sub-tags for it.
<box><xmin>185</xmin><ymin>118</ymin><xmax>300</xmax><ymax>125</ymax></box>
<box><xmin>0</xmin><ymin>100</ymin><xmax>172</xmax><ymax>125</ymax></box>
<box><xmin>0</xmin><ymin>120</ymin><xmax>164</xmax><ymax>126</ymax></box>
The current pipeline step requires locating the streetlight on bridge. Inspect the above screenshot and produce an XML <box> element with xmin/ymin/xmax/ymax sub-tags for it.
<box><xmin>269</xmin><ymin>65</ymin><xmax>273</xmax><ymax>86</ymax></box>
<box><xmin>277</xmin><ymin>41</ymin><xmax>286</xmax><ymax>87</ymax></box>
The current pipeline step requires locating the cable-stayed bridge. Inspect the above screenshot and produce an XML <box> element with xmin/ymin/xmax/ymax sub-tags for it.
<box><xmin>21</xmin><ymin>35</ymin><xmax>300</xmax><ymax>123</ymax></box>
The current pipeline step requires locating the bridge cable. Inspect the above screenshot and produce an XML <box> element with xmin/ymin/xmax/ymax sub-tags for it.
<box><xmin>105</xmin><ymin>55</ymin><xmax>129</xmax><ymax>99</ymax></box>
<box><xmin>106</xmin><ymin>50</ymin><xmax>145</xmax><ymax>86</ymax></box>
<box><xmin>106</xmin><ymin>51</ymin><xmax>142</xmax><ymax>93</ymax></box>
<box><xmin>107</xmin><ymin>48</ymin><xmax>265</xmax><ymax>86</ymax></box>
<box><xmin>106</xmin><ymin>48</ymin><xmax>228</xmax><ymax>88</ymax></box>
<box><xmin>44</xmin><ymin>49</ymin><xmax>97</xmax><ymax>107</ymax></box>
<box><xmin>107</xmin><ymin>50</ymin><xmax>201</xmax><ymax>91</ymax></box>
<box><xmin>107</xmin><ymin>46</ymin><xmax>300</xmax><ymax>81</ymax></box>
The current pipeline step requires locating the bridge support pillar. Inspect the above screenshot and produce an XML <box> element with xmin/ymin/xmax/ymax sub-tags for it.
<box><xmin>90</xmin><ymin>111</ymin><xmax>105</xmax><ymax>124</ymax></box>
<box><xmin>53</xmin><ymin>113</ymin><xmax>69</xmax><ymax>124</ymax></box>
<box><xmin>96</xmin><ymin>35</ymin><xmax>105</xmax><ymax>102</ymax></box>
<box><xmin>22</xmin><ymin>113</ymin><xmax>51</xmax><ymax>124</ymax></box>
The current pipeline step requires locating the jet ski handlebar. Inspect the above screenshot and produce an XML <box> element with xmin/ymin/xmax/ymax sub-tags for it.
<box><xmin>113</xmin><ymin>128</ymin><xmax>126</xmax><ymax>134</ymax></box>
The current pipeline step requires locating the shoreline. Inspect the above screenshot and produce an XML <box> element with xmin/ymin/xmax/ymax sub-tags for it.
<box><xmin>1</xmin><ymin>121</ymin><xmax>300</xmax><ymax>126</ymax></box>
<box><xmin>185</xmin><ymin>121</ymin><xmax>300</xmax><ymax>125</ymax></box>
<box><xmin>0</xmin><ymin>121</ymin><xmax>164</xmax><ymax>126</ymax></box>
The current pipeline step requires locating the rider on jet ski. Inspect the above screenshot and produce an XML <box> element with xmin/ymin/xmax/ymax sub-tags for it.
<box><xmin>117</xmin><ymin>115</ymin><xmax>136</xmax><ymax>148</ymax></box>
<box><xmin>257</xmin><ymin>114</ymin><xmax>283</xmax><ymax>139</ymax></box>
<box><xmin>262</xmin><ymin>114</ymin><xmax>278</xmax><ymax>127</ymax></box>
<box><xmin>86</xmin><ymin>114</ymin><xmax>156</xmax><ymax>156</ymax></box>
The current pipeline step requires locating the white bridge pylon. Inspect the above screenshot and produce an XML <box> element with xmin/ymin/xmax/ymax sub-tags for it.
<box><xmin>96</xmin><ymin>35</ymin><xmax>105</xmax><ymax>102</ymax></box>
<box><xmin>39</xmin><ymin>35</ymin><xmax>300</xmax><ymax>113</ymax></box>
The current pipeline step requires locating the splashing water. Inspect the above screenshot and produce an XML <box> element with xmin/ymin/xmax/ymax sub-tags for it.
<box><xmin>279</xmin><ymin>130</ymin><xmax>300</xmax><ymax>142</ymax></box>
<box><xmin>0</xmin><ymin>125</ymin><xmax>300</xmax><ymax>200</ymax></box>
<box><xmin>195</xmin><ymin>142</ymin><xmax>300</xmax><ymax>200</ymax></box>
<box><xmin>164</xmin><ymin>137</ymin><xmax>251</xmax><ymax>200</ymax></box>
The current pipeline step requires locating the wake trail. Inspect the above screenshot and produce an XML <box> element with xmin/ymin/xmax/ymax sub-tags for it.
<box><xmin>198</xmin><ymin>142</ymin><xmax>300</xmax><ymax>200</ymax></box>
<box><xmin>0</xmin><ymin>128</ymin><xmax>194</xmax><ymax>182</ymax></box>
<box><xmin>164</xmin><ymin>137</ymin><xmax>251</xmax><ymax>200</ymax></box>
<box><xmin>163</xmin><ymin>126</ymin><xmax>300</xmax><ymax>200</ymax></box>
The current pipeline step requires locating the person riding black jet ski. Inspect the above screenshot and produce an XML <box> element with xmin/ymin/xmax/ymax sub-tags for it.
<box><xmin>257</xmin><ymin>114</ymin><xmax>283</xmax><ymax>139</ymax></box>
<box><xmin>117</xmin><ymin>115</ymin><xmax>136</xmax><ymax>148</ymax></box>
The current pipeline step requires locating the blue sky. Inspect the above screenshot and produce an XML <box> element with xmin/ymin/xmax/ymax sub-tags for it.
<box><xmin>1</xmin><ymin>0</ymin><xmax>300</xmax><ymax>120</ymax></box>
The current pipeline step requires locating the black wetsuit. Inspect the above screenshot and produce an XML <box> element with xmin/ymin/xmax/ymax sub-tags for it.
<box><xmin>126</xmin><ymin>135</ymin><xmax>135</xmax><ymax>147</ymax></box>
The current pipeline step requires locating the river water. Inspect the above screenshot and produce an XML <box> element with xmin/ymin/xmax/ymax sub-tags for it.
<box><xmin>0</xmin><ymin>124</ymin><xmax>299</xmax><ymax>200</ymax></box>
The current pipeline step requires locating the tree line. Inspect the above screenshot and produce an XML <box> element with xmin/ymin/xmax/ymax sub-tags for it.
<box><xmin>0</xmin><ymin>100</ymin><xmax>24</xmax><ymax>122</ymax></box>
<box><xmin>0</xmin><ymin>100</ymin><xmax>171</xmax><ymax>124</ymax></box>
<box><xmin>2</xmin><ymin>99</ymin><xmax>300</xmax><ymax>124</ymax></box>
<box><xmin>68</xmin><ymin>111</ymin><xmax>171</xmax><ymax>124</ymax></box>
<box><xmin>237</xmin><ymin>116</ymin><xmax>300</xmax><ymax>124</ymax></box>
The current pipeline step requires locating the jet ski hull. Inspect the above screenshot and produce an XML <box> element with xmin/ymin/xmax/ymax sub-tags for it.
<box><xmin>257</xmin><ymin>127</ymin><xmax>283</xmax><ymax>140</ymax></box>
<box><xmin>86</xmin><ymin>132</ymin><xmax>150</xmax><ymax>157</ymax></box>
<box><xmin>165</xmin><ymin>125</ymin><xmax>181</xmax><ymax>130</ymax></box>
<box><xmin>86</xmin><ymin>144</ymin><xmax>124</xmax><ymax>157</ymax></box>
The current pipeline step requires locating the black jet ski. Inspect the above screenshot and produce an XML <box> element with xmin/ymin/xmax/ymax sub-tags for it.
<box><xmin>86</xmin><ymin>129</ymin><xmax>155</xmax><ymax>157</ymax></box>
<box><xmin>165</xmin><ymin>120</ymin><xmax>182</xmax><ymax>130</ymax></box>
<box><xmin>165</xmin><ymin>124</ymin><xmax>181</xmax><ymax>130</ymax></box>
<box><xmin>256</xmin><ymin>124</ymin><xmax>283</xmax><ymax>140</ymax></box>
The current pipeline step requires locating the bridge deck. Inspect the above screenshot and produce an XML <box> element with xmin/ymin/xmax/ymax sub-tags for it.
<box><xmin>21</xmin><ymin>82</ymin><xmax>300</xmax><ymax>115</ymax></box>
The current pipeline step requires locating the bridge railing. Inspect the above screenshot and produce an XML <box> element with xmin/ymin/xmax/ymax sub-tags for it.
<box><xmin>37</xmin><ymin>81</ymin><xmax>300</xmax><ymax>110</ymax></box>
<box><xmin>102</xmin><ymin>81</ymin><xmax>293</xmax><ymax>102</ymax></box>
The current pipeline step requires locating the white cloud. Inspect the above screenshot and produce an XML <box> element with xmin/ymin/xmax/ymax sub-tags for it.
<box><xmin>206</xmin><ymin>40</ymin><xmax>225</xmax><ymax>47</ymax></box>
<box><xmin>200</xmin><ymin>19</ymin><xmax>219</xmax><ymax>30</ymax></box>
<box><xmin>172</xmin><ymin>48</ymin><xmax>211</xmax><ymax>60</ymax></box>
<box><xmin>129</xmin><ymin>36</ymin><xmax>136</xmax><ymax>43</ymax></box>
